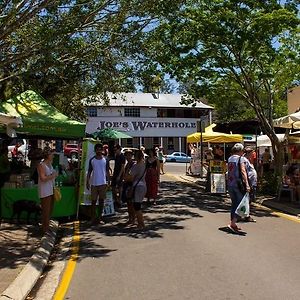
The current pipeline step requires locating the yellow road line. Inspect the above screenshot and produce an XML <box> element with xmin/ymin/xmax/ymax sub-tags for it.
<box><xmin>53</xmin><ymin>221</ymin><xmax>80</xmax><ymax>300</ymax></box>
<box><xmin>166</xmin><ymin>173</ymin><xmax>300</xmax><ymax>224</ymax></box>
<box><xmin>252</xmin><ymin>203</ymin><xmax>300</xmax><ymax>224</ymax></box>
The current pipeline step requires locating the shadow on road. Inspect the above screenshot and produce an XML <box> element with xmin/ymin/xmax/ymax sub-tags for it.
<box><xmin>68</xmin><ymin>178</ymin><xmax>279</xmax><ymax>259</ymax></box>
<box><xmin>159</xmin><ymin>180</ymin><xmax>279</xmax><ymax>221</ymax></box>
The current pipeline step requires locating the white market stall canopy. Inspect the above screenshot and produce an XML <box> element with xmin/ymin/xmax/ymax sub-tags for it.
<box><xmin>257</xmin><ymin>134</ymin><xmax>286</xmax><ymax>147</ymax></box>
<box><xmin>273</xmin><ymin>111</ymin><xmax>300</xmax><ymax>129</ymax></box>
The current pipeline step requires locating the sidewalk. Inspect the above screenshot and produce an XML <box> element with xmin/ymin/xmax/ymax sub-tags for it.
<box><xmin>0</xmin><ymin>223</ymin><xmax>41</xmax><ymax>295</ymax></box>
<box><xmin>0</xmin><ymin>221</ymin><xmax>58</xmax><ymax>300</ymax></box>
<box><xmin>179</xmin><ymin>174</ymin><xmax>300</xmax><ymax>217</ymax></box>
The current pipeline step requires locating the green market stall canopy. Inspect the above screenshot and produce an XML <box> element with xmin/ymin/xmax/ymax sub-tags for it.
<box><xmin>0</xmin><ymin>90</ymin><xmax>85</xmax><ymax>139</ymax></box>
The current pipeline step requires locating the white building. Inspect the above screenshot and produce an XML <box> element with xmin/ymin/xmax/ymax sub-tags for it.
<box><xmin>85</xmin><ymin>92</ymin><xmax>213</xmax><ymax>153</ymax></box>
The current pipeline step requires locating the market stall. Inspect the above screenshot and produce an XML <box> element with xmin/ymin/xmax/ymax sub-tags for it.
<box><xmin>187</xmin><ymin>124</ymin><xmax>243</xmax><ymax>193</ymax></box>
<box><xmin>0</xmin><ymin>90</ymin><xmax>86</xmax><ymax>219</ymax></box>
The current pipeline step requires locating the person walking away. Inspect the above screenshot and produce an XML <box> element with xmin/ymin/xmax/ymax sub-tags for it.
<box><xmin>145</xmin><ymin>148</ymin><xmax>160</xmax><ymax>205</ymax></box>
<box><xmin>121</xmin><ymin>150</ymin><xmax>135</xmax><ymax>224</ymax></box>
<box><xmin>157</xmin><ymin>146</ymin><xmax>165</xmax><ymax>174</ymax></box>
<box><xmin>227</xmin><ymin>143</ymin><xmax>250</xmax><ymax>232</ymax></box>
<box><xmin>262</xmin><ymin>148</ymin><xmax>272</xmax><ymax>173</ymax></box>
<box><xmin>245</xmin><ymin>147</ymin><xmax>257</xmax><ymax>167</ymax></box>
<box><xmin>86</xmin><ymin>143</ymin><xmax>110</xmax><ymax>225</ymax></box>
<box><xmin>111</xmin><ymin>144</ymin><xmax>125</xmax><ymax>209</ymax></box>
<box><xmin>243</xmin><ymin>151</ymin><xmax>257</xmax><ymax>222</ymax></box>
<box><xmin>130</xmin><ymin>150</ymin><xmax>147</xmax><ymax>230</ymax></box>
<box><xmin>37</xmin><ymin>148</ymin><xmax>58</xmax><ymax>233</ymax></box>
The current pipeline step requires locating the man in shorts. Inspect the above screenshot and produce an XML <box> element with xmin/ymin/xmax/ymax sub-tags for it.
<box><xmin>111</xmin><ymin>144</ymin><xmax>126</xmax><ymax>208</ymax></box>
<box><xmin>86</xmin><ymin>143</ymin><xmax>110</xmax><ymax>225</ymax></box>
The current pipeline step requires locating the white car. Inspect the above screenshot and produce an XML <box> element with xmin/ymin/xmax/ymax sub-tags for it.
<box><xmin>166</xmin><ymin>152</ymin><xmax>192</xmax><ymax>163</ymax></box>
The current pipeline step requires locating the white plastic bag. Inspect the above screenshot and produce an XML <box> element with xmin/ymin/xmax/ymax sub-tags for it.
<box><xmin>235</xmin><ymin>192</ymin><xmax>250</xmax><ymax>218</ymax></box>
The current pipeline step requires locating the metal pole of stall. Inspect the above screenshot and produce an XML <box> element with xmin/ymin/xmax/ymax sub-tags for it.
<box><xmin>200</xmin><ymin>120</ymin><xmax>203</xmax><ymax>178</ymax></box>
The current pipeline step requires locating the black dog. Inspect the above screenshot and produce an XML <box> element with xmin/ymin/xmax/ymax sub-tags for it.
<box><xmin>11</xmin><ymin>200</ymin><xmax>41</xmax><ymax>224</ymax></box>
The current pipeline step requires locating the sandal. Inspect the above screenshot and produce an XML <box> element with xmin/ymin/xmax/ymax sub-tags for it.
<box><xmin>245</xmin><ymin>216</ymin><xmax>256</xmax><ymax>223</ymax></box>
<box><xmin>228</xmin><ymin>224</ymin><xmax>241</xmax><ymax>232</ymax></box>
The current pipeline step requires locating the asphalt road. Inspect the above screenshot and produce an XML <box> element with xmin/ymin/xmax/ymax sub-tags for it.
<box><xmin>64</xmin><ymin>175</ymin><xmax>300</xmax><ymax>300</ymax></box>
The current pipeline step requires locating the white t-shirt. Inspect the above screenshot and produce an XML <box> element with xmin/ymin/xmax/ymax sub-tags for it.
<box><xmin>88</xmin><ymin>156</ymin><xmax>108</xmax><ymax>186</ymax></box>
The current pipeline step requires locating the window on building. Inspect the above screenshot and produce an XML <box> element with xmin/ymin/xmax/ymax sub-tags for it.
<box><xmin>168</xmin><ymin>137</ymin><xmax>174</xmax><ymax>151</ymax></box>
<box><xmin>86</xmin><ymin>107</ymin><xmax>97</xmax><ymax>117</ymax></box>
<box><xmin>124</xmin><ymin>107</ymin><xmax>140</xmax><ymax>117</ymax></box>
<box><xmin>153</xmin><ymin>137</ymin><xmax>159</xmax><ymax>146</ymax></box>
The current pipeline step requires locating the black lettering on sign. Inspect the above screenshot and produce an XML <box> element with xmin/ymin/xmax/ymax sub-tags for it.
<box><xmin>123</xmin><ymin>122</ymin><xmax>129</xmax><ymax>128</ymax></box>
<box><xmin>178</xmin><ymin>122</ymin><xmax>185</xmax><ymax>128</ymax></box>
<box><xmin>185</xmin><ymin>123</ymin><xmax>191</xmax><ymax>128</ymax></box>
<box><xmin>191</xmin><ymin>123</ymin><xmax>196</xmax><ymax>128</ymax></box>
<box><xmin>172</xmin><ymin>122</ymin><xmax>178</xmax><ymax>128</ymax></box>
<box><xmin>113</xmin><ymin>122</ymin><xmax>119</xmax><ymax>128</ymax></box>
<box><xmin>132</xmin><ymin>122</ymin><xmax>147</xmax><ymax>130</ymax></box>
<box><xmin>146</xmin><ymin>123</ymin><xmax>153</xmax><ymax>128</ymax></box>
<box><xmin>159</xmin><ymin>122</ymin><xmax>164</xmax><ymax>128</ymax></box>
<box><xmin>106</xmin><ymin>122</ymin><xmax>112</xmax><ymax>128</ymax></box>
<box><xmin>98</xmin><ymin>121</ymin><xmax>105</xmax><ymax>129</ymax></box>
<box><xmin>152</xmin><ymin>122</ymin><xmax>158</xmax><ymax>128</ymax></box>
<box><xmin>165</xmin><ymin>122</ymin><xmax>171</xmax><ymax>128</ymax></box>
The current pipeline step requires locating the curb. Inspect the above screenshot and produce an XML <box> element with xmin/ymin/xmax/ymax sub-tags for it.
<box><xmin>0</xmin><ymin>220</ymin><xmax>59</xmax><ymax>300</ymax></box>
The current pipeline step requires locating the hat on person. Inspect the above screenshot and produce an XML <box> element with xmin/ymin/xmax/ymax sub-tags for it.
<box><xmin>232</xmin><ymin>143</ymin><xmax>244</xmax><ymax>152</ymax></box>
<box><xmin>140</xmin><ymin>146</ymin><xmax>145</xmax><ymax>151</ymax></box>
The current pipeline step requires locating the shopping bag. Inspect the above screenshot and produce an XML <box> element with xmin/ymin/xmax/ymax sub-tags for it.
<box><xmin>235</xmin><ymin>192</ymin><xmax>250</xmax><ymax>218</ymax></box>
<box><xmin>53</xmin><ymin>187</ymin><xmax>62</xmax><ymax>202</ymax></box>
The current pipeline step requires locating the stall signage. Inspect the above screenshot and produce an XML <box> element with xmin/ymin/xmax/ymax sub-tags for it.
<box><xmin>210</xmin><ymin>173</ymin><xmax>226</xmax><ymax>194</ymax></box>
<box><xmin>209</xmin><ymin>160</ymin><xmax>227</xmax><ymax>174</ymax></box>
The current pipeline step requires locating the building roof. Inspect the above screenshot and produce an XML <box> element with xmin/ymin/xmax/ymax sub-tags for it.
<box><xmin>85</xmin><ymin>92</ymin><xmax>213</xmax><ymax>110</ymax></box>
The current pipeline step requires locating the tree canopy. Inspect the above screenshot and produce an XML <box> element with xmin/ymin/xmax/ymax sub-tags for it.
<box><xmin>141</xmin><ymin>0</ymin><xmax>300</xmax><ymax>175</ymax></box>
<box><xmin>146</xmin><ymin>0</ymin><xmax>299</xmax><ymax>123</ymax></box>
<box><xmin>0</xmin><ymin>0</ymin><xmax>182</xmax><ymax>118</ymax></box>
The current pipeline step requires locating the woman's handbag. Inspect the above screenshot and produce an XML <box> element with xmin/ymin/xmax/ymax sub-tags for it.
<box><xmin>126</xmin><ymin>186</ymin><xmax>134</xmax><ymax>199</ymax></box>
<box><xmin>53</xmin><ymin>187</ymin><xmax>62</xmax><ymax>201</ymax></box>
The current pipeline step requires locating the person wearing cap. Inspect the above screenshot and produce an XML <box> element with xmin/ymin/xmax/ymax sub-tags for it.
<box><xmin>227</xmin><ymin>143</ymin><xmax>251</xmax><ymax>232</ymax></box>
<box><xmin>86</xmin><ymin>143</ymin><xmax>110</xmax><ymax>225</ymax></box>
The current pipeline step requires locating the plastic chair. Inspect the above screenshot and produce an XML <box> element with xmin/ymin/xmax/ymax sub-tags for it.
<box><xmin>277</xmin><ymin>185</ymin><xmax>294</xmax><ymax>202</ymax></box>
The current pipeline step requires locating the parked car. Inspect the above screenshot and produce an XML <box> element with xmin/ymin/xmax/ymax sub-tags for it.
<box><xmin>166</xmin><ymin>152</ymin><xmax>191</xmax><ymax>163</ymax></box>
<box><xmin>63</xmin><ymin>143</ymin><xmax>81</xmax><ymax>159</ymax></box>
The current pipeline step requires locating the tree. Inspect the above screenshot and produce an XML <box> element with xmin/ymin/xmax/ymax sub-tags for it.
<box><xmin>146</xmin><ymin>0</ymin><xmax>300</xmax><ymax>177</ymax></box>
<box><xmin>0</xmin><ymin>0</ymin><xmax>183</xmax><ymax>118</ymax></box>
